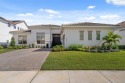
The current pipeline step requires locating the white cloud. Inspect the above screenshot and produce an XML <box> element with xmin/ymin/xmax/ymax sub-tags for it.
<box><xmin>39</xmin><ymin>9</ymin><xmax>59</xmax><ymax>15</ymax></box>
<box><xmin>78</xmin><ymin>16</ymin><xmax>96</xmax><ymax>21</ymax></box>
<box><xmin>14</xmin><ymin>9</ymin><xmax>125</xmax><ymax>25</ymax></box>
<box><xmin>106</xmin><ymin>0</ymin><xmax>125</xmax><ymax>6</ymax></box>
<box><xmin>88</xmin><ymin>6</ymin><xmax>96</xmax><ymax>9</ymax></box>
<box><xmin>45</xmin><ymin>9</ymin><xmax>59</xmax><ymax>14</ymax></box>
<box><xmin>18</xmin><ymin>13</ymin><xmax>33</xmax><ymax>17</ymax></box>
<box><xmin>39</xmin><ymin>9</ymin><xmax>44</xmax><ymax>11</ymax></box>
<box><xmin>58</xmin><ymin>15</ymin><xmax>62</xmax><ymax>18</ymax></box>
<box><xmin>100</xmin><ymin>15</ymin><xmax>120</xmax><ymax>20</ymax></box>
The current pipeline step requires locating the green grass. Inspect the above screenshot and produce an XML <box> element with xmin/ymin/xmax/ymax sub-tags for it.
<box><xmin>0</xmin><ymin>49</ymin><xmax>16</xmax><ymax>54</ymax></box>
<box><xmin>42</xmin><ymin>51</ymin><xmax>125</xmax><ymax>70</ymax></box>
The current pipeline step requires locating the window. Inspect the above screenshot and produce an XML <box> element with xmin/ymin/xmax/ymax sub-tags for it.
<box><xmin>36</xmin><ymin>33</ymin><xmax>45</xmax><ymax>44</ymax></box>
<box><xmin>96</xmin><ymin>31</ymin><xmax>101</xmax><ymax>40</ymax></box>
<box><xmin>14</xmin><ymin>25</ymin><xmax>16</xmax><ymax>29</ymax></box>
<box><xmin>8</xmin><ymin>23</ymin><xmax>11</xmax><ymax>27</ymax></box>
<box><xmin>18</xmin><ymin>27</ymin><xmax>20</xmax><ymax>30</ymax></box>
<box><xmin>18</xmin><ymin>35</ymin><xmax>27</xmax><ymax>44</ymax></box>
<box><xmin>79</xmin><ymin>31</ymin><xmax>84</xmax><ymax>40</ymax></box>
<box><xmin>88</xmin><ymin>31</ymin><xmax>92</xmax><ymax>40</ymax></box>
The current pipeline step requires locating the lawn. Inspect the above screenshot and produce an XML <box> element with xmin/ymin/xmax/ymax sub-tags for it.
<box><xmin>0</xmin><ymin>49</ymin><xmax>16</xmax><ymax>54</ymax></box>
<box><xmin>42</xmin><ymin>51</ymin><xmax>125</xmax><ymax>70</ymax></box>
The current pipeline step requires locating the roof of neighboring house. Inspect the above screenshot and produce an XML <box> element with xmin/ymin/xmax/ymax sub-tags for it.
<box><xmin>9</xmin><ymin>29</ymin><xmax>31</xmax><ymax>34</ymax></box>
<box><xmin>117</xmin><ymin>21</ymin><xmax>125</xmax><ymax>27</ymax></box>
<box><xmin>0</xmin><ymin>17</ymin><xmax>13</xmax><ymax>24</ymax></box>
<box><xmin>0</xmin><ymin>16</ymin><xmax>28</xmax><ymax>27</ymax></box>
<box><xmin>29</xmin><ymin>24</ymin><xmax>61</xmax><ymax>29</ymax></box>
<box><xmin>9</xmin><ymin>20</ymin><xmax>24</xmax><ymax>24</ymax></box>
<box><xmin>62</xmin><ymin>22</ymin><xmax>119</xmax><ymax>27</ymax></box>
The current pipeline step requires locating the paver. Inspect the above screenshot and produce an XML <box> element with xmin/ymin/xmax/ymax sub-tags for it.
<box><xmin>0</xmin><ymin>48</ymin><xmax>51</xmax><ymax>71</ymax></box>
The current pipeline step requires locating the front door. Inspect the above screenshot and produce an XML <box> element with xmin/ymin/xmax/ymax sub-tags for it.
<box><xmin>52</xmin><ymin>34</ymin><xmax>61</xmax><ymax>47</ymax></box>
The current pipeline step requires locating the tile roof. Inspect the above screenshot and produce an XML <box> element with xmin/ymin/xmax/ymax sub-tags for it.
<box><xmin>0</xmin><ymin>16</ymin><xmax>28</xmax><ymax>26</ymax></box>
<box><xmin>0</xmin><ymin>17</ymin><xmax>13</xmax><ymax>24</ymax></box>
<box><xmin>118</xmin><ymin>21</ymin><xmax>125</xmax><ymax>27</ymax></box>
<box><xmin>62</xmin><ymin>22</ymin><xmax>119</xmax><ymax>26</ymax></box>
<box><xmin>9</xmin><ymin>20</ymin><xmax>24</xmax><ymax>24</ymax></box>
<box><xmin>29</xmin><ymin>24</ymin><xmax>61</xmax><ymax>28</ymax></box>
<box><xmin>9</xmin><ymin>29</ymin><xmax>31</xmax><ymax>34</ymax></box>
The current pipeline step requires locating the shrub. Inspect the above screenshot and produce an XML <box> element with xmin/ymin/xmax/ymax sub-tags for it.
<box><xmin>52</xmin><ymin>45</ymin><xmax>65</xmax><ymax>52</ymax></box>
<box><xmin>29</xmin><ymin>44</ymin><xmax>31</xmax><ymax>48</ymax></box>
<box><xmin>18</xmin><ymin>46</ymin><xmax>23</xmax><ymax>49</ymax></box>
<box><xmin>10</xmin><ymin>37</ymin><xmax>15</xmax><ymax>47</ymax></box>
<box><xmin>69</xmin><ymin>44</ymin><xmax>84</xmax><ymax>51</ymax></box>
<box><xmin>0</xmin><ymin>46</ymin><xmax>3</xmax><ymax>49</ymax></box>
<box><xmin>32</xmin><ymin>44</ymin><xmax>35</xmax><ymax>48</ymax></box>
<box><xmin>8</xmin><ymin>46</ymin><xmax>14</xmax><ymax>49</ymax></box>
<box><xmin>119</xmin><ymin>45</ymin><xmax>125</xmax><ymax>49</ymax></box>
<box><xmin>112</xmin><ymin>45</ymin><xmax>119</xmax><ymax>49</ymax></box>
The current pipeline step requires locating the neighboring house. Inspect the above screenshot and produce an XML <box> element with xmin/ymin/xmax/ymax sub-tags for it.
<box><xmin>10</xmin><ymin>25</ymin><xmax>61</xmax><ymax>48</ymax></box>
<box><xmin>114</xmin><ymin>21</ymin><xmax>125</xmax><ymax>45</ymax></box>
<box><xmin>10</xmin><ymin>22</ymin><xmax>125</xmax><ymax>48</ymax></box>
<box><xmin>0</xmin><ymin>17</ymin><xmax>28</xmax><ymax>47</ymax></box>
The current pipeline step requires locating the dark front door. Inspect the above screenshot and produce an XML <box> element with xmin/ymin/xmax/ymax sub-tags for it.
<box><xmin>52</xmin><ymin>34</ymin><xmax>61</xmax><ymax>47</ymax></box>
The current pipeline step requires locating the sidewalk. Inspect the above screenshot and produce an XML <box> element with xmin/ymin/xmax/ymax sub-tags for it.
<box><xmin>1</xmin><ymin>70</ymin><xmax>125</xmax><ymax>83</ymax></box>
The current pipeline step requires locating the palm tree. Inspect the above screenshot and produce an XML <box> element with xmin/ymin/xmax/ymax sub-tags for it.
<box><xmin>102</xmin><ymin>32</ymin><xmax>122</xmax><ymax>49</ymax></box>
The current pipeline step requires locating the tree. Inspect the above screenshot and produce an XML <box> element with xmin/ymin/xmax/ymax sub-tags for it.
<box><xmin>102</xmin><ymin>32</ymin><xmax>122</xmax><ymax>49</ymax></box>
<box><xmin>10</xmin><ymin>37</ymin><xmax>15</xmax><ymax>47</ymax></box>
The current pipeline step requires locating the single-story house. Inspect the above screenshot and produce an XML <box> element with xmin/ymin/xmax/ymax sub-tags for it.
<box><xmin>10</xmin><ymin>25</ymin><xmax>61</xmax><ymax>48</ymax></box>
<box><xmin>10</xmin><ymin>22</ymin><xmax>125</xmax><ymax>48</ymax></box>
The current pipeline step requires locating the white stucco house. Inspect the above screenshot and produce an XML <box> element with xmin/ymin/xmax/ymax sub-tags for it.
<box><xmin>0</xmin><ymin>17</ymin><xmax>28</xmax><ymax>47</ymax></box>
<box><xmin>10</xmin><ymin>25</ymin><xmax>61</xmax><ymax>48</ymax></box>
<box><xmin>9</xmin><ymin>22</ymin><xmax>125</xmax><ymax>48</ymax></box>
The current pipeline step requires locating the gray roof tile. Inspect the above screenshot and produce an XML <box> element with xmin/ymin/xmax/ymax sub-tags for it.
<box><xmin>62</xmin><ymin>22</ymin><xmax>119</xmax><ymax>26</ymax></box>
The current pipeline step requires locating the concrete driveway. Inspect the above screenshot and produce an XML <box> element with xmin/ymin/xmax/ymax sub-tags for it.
<box><xmin>0</xmin><ymin>48</ymin><xmax>51</xmax><ymax>71</ymax></box>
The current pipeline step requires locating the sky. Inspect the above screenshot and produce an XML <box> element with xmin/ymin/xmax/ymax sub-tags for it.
<box><xmin>0</xmin><ymin>0</ymin><xmax>125</xmax><ymax>25</ymax></box>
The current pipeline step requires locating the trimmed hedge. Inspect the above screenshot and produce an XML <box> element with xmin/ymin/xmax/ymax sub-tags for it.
<box><xmin>69</xmin><ymin>44</ymin><xmax>84</xmax><ymax>51</ymax></box>
<box><xmin>0</xmin><ymin>46</ymin><xmax>3</xmax><ymax>49</ymax></box>
<box><xmin>8</xmin><ymin>45</ymin><xmax>28</xmax><ymax>49</ymax></box>
<box><xmin>52</xmin><ymin>45</ymin><xmax>65</xmax><ymax>52</ymax></box>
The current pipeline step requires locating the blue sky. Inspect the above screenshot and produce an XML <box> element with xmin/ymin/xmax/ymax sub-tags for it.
<box><xmin>0</xmin><ymin>0</ymin><xmax>125</xmax><ymax>25</ymax></box>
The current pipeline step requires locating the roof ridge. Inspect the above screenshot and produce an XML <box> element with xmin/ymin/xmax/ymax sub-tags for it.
<box><xmin>62</xmin><ymin>22</ymin><xmax>118</xmax><ymax>26</ymax></box>
<box><xmin>29</xmin><ymin>24</ymin><xmax>61</xmax><ymax>27</ymax></box>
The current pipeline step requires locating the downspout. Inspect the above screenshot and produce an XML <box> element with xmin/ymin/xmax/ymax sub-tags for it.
<box><xmin>50</xmin><ymin>26</ymin><xmax>52</xmax><ymax>48</ymax></box>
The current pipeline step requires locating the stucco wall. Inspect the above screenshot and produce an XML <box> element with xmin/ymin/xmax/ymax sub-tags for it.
<box><xmin>0</xmin><ymin>19</ymin><xmax>16</xmax><ymax>44</ymax></box>
<box><xmin>0</xmin><ymin>19</ymin><xmax>28</xmax><ymax>46</ymax></box>
<box><xmin>114</xmin><ymin>28</ymin><xmax>125</xmax><ymax>45</ymax></box>
<box><xmin>13</xmin><ymin>28</ymin><xmax>61</xmax><ymax>48</ymax></box>
<box><xmin>63</xmin><ymin>27</ymin><xmax>114</xmax><ymax>48</ymax></box>
<box><xmin>16</xmin><ymin>22</ymin><xmax>28</xmax><ymax>30</ymax></box>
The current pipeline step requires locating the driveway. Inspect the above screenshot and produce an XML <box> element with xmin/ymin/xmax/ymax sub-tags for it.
<box><xmin>0</xmin><ymin>48</ymin><xmax>51</xmax><ymax>71</ymax></box>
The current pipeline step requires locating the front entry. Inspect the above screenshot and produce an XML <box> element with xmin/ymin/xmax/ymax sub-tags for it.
<box><xmin>52</xmin><ymin>34</ymin><xmax>61</xmax><ymax>47</ymax></box>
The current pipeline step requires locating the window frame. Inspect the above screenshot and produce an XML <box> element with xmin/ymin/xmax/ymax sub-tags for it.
<box><xmin>96</xmin><ymin>31</ymin><xmax>101</xmax><ymax>40</ymax></box>
<box><xmin>79</xmin><ymin>31</ymin><xmax>84</xmax><ymax>40</ymax></box>
<box><xmin>18</xmin><ymin>35</ymin><xmax>27</xmax><ymax>44</ymax></box>
<box><xmin>88</xmin><ymin>31</ymin><xmax>92</xmax><ymax>40</ymax></box>
<box><xmin>8</xmin><ymin>23</ymin><xmax>11</xmax><ymax>27</ymax></box>
<box><xmin>36</xmin><ymin>33</ymin><xmax>45</xmax><ymax>44</ymax></box>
